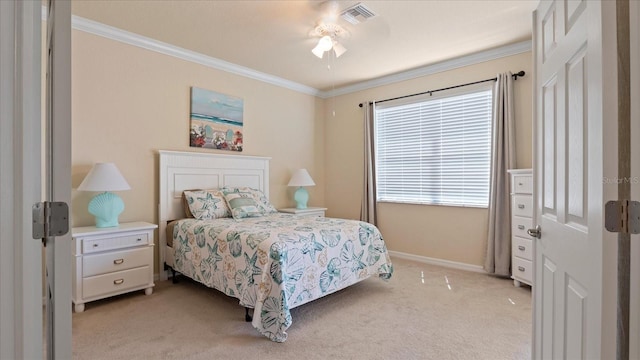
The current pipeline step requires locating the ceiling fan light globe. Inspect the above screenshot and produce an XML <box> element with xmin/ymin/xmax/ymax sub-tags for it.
<box><xmin>333</xmin><ymin>41</ymin><xmax>347</xmax><ymax>57</ymax></box>
<box><xmin>318</xmin><ymin>35</ymin><xmax>333</xmax><ymax>51</ymax></box>
<box><xmin>311</xmin><ymin>45</ymin><xmax>325</xmax><ymax>58</ymax></box>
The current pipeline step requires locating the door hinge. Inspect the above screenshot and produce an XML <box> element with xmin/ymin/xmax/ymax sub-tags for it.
<box><xmin>605</xmin><ymin>200</ymin><xmax>640</xmax><ymax>234</ymax></box>
<box><xmin>32</xmin><ymin>201</ymin><xmax>69</xmax><ymax>239</ymax></box>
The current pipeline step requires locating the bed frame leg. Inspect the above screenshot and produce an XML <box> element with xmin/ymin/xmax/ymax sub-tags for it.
<box><xmin>164</xmin><ymin>263</ymin><xmax>180</xmax><ymax>284</ymax></box>
<box><xmin>245</xmin><ymin>307</ymin><xmax>252</xmax><ymax>322</ymax></box>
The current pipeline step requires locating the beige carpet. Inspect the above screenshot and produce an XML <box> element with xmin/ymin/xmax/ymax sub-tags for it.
<box><xmin>72</xmin><ymin>258</ymin><xmax>531</xmax><ymax>360</ymax></box>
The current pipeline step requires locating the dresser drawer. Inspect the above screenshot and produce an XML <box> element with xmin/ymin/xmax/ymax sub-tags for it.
<box><xmin>512</xmin><ymin>216</ymin><xmax>533</xmax><ymax>238</ymax></box>
<box><xmin>82</xmin><ymin>233</ymin><xmax>150</xmax><ymax>254</ymax></box>
<box><xmin>83</xmin><ymin>266</ymin><xmax>151</xmax><ymax>299</ymax></box>
<box><xmin>512</xmin><ymin>174</ymin><xmax>532</xmax><ymax>194</ymax></box>
<box><xmin>83</xmin><ymin>246</ymin><xmax>152</xmax><ymax>277</ymax></box>
<box><xmin>512</xmin><ymin>257</ymin><xmax>533</xmax><ymax>283</ymax></box>
<box><xmin>512</xmin><ymin>195</ymin><xmax>533</xmax><ymax>218</ymax></box>
<box><xmin>512</xmin><ymin>236</ymin><xmax>533</xmax><ymax>261</ymax></box>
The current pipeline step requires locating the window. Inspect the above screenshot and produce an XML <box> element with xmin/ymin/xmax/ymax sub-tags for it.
<box><xmin>375</xmin><ymin>87</ymin><xmax>493</xmax><ymax>207</ymax></box>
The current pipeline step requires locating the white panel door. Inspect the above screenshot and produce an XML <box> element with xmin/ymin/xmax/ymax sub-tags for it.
<box><xmin>533</xmin><ymin>0</ymin><xmax>618</xmax><ymax>358</ymax></box>
<box><xmin>0</xmin><ymin>1</ymin><xmax>43</xmax><ymax>359</ymax></box>
<box><xmin>44</xmin><ymin>0</ymin><xmax>72</xmax><ymax>358</ymax></box>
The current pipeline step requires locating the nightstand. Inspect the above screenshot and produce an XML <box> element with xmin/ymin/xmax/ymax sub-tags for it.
<box><xmin>279</xmin><ymin>207</ymin><xmax>327</xmax><ymax>218</ymax></box>
<box><xmin>72</xmin><ymin>221</ymin><xmax>157</xmax><ymax>312</ymax></box>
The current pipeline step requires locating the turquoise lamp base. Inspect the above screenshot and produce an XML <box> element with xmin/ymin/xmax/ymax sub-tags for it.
<box><xmin>88</xmin><ymin>192</ymin><xmax>125</xmax><ymax>228</ymax></box>
<box><xmin>293</xmin><ymin>187</ymin><xmax>309</xmax><ymax>209</ymax></box>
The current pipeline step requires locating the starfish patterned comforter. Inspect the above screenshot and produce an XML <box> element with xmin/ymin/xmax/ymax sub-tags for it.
<box><xmin>171</xmin><ymin>213</ymin><xmax>393</xmax><ymax>342</ymax></box>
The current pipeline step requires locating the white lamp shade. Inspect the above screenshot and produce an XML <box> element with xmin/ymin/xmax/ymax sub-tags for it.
<box><xmin>287</xmin><ymin>169</ymin><xmax>316</xmax><ymax>187</ymax></box>
<box><xmin>317</xmin><ymin>36</ymin><xmax>333</xmax><ymax>51</ymax></box>
<box><xmin>312</xmin><ymin>36</ymin><xmax>334</xmax><ymax>58</ymax></box>
<box><xmin>333</xmin><ymin>41</ymin><xmax>347</xmax><ymax>58</ymax></box>
<box><xmin>311</xmin><ymin>44</ymin><xmax>325</xmax><ymax>58</ymax></box>
<box><xmin>78</xmin><ymin>163</ymin><xmax>131</xmax><ymax>192</ymax></box>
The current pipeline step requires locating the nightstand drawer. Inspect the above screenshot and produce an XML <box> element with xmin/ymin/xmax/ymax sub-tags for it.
<box><xmin>82</xmin><ymin>233</ymin><xmax>150</xmax><ymax>254</ymax></box>
<box><xmin>278</xmin><ymin>207</ymin><xmax>327</xmax><ymax>218</ymax></box>
<box><xmin>512</xmin><ymin>236</ymin><xmax>533</xmax><ymax>261</ymax></box>
<box><xmin>512</xmin><ymin>195</ymin><xmax>533</xmax><ymax>218</ymax></box>
<box><xmin>83</xmin><ymin>247</ymin><xmax>152</xmax><ymax>277</ymax></box>
<box><xmin>296</xmin><ymin>211</ymin><xmax>325</xmax><ymax>218</ymax></box>
<box><xmin>512</xmin><ymin>257</ymin><xmax>533</xmax><ymax>283</ymax></box>
<box><xmin>83</xmin><ymin>266</ymin><xmax>150</xmax><ymax>299</ymax></box>
<box><xmin>512</xmin><ymin>216</ymin><xmax>533</xmax><ymax>238</ymax></box>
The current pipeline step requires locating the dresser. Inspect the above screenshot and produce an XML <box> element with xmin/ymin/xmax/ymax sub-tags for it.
<box><xmin>72</xmin><ymin>221</ymin><xmax>157</xmax><ymax>312</ymax></box>
<box><xmin>507</xmin><ymin>169</ymin><xmax>533</xmax><ymax>287</ymax></box>
<box><xmin>278</xmin><ymin>207</ymin><xmax>327</xmax><ymax>218</ymax></box>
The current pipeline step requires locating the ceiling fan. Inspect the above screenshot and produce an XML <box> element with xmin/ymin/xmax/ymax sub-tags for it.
<box><xmin>310</xmin><ymin>1</ymin><xmax>377</xmax><ymax>59</ymax></box>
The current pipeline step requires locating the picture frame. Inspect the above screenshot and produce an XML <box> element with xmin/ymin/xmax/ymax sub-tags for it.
<box><xmin>190</xmin><ymin>87</ymin><xmax>244</xmax><ymax>152</ymax></box>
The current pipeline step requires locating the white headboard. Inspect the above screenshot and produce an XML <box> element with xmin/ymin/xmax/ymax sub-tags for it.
<box><xmin>158</xmin><ymin>150</ymin><xmax>270</xmax><ymax>279</ymax></box>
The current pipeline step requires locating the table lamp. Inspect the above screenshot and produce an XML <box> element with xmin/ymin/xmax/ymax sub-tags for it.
<box><xmin>78</xmin><ymin>163</ymin><xmax>131</xmax><ymax>228</ymax></box>
<box><xmin>287</xmin><ymin>169</ymin><xmax>315</xmax><ymax>209</ymax></box>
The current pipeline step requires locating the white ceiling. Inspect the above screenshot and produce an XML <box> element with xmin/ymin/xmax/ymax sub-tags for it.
<box><xmin>71</xmin><ymin>0</ymin><xmax>537</xmax><ymax>92</ymax></box>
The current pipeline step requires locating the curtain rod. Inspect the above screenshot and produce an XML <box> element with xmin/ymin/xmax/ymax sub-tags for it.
<box><xmin>358</xmin><ymin>70</ymin><xmax>525</xmax><ymax>107</ymax></box>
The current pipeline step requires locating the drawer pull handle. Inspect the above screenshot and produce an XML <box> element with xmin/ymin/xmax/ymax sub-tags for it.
<box><xmin>113</xmin><ymin>259</ymin><xmax>124</xmax><ymax>265</ymax></box>
<box><xmin>518</xmin><ymin>225</ymin><xmax>525</xmax><ymax>230</ymax></box>
<box><xmin>518</xmin><ymin>182</ymin><xmax>523</xmax><ymax>186</ymax></box>
<box><xmin>93</xmin><ymin>244</ymin><xmax>99</xmax><ymax>248</ymax></box>
<box><xmin>518</xmin><ymin>204</ymin><xmax>525</xmax><ymax>209</ymax></box>
<box><xmin>518</xmin><ymin>245</ymin><xmax>526</xmax><ymax>251</ymax></box>
<box><xmin>136</xmin><ymin>238</ymin><xmax>142</xmax><ymax>242</ymax></box>
<box><xmin>113</xmin><ymin>279</ymin><xmax>124</xmax><ymax>285</ymax></box>
<box><xmin>518</xmin><ymin>266</ymin><xmax>525</xmax><ymax>272</ymax></box>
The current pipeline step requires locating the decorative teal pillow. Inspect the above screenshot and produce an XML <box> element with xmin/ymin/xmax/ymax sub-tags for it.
<box><xmin>222</xmin><ymin>189</ymin><xmax>264</xmax><ymax>220</ymax></box>
<box><xmin>222</xmin><ymin>186</ymin><xmax>277</xmax><ymax>214</ymax></box>
<box><xmin>183</xmin><ymin>190</ymin><xmax>231</xmax><ymax>220</ymax></box>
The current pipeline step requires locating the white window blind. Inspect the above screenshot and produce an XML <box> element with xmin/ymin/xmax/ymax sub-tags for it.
<box><xmin>375</xmin><ymin>88</ymin><xmax>493</xmax><ymax>207</ymax></box>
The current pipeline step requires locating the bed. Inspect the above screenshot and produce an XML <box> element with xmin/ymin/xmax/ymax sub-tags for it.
<box><xmin>158</xmin><ymin>150</ymin><xmax>393</xmax><ymax>342</ymax></box>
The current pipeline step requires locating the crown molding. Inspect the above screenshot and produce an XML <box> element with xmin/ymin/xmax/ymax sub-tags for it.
<box><xmin>45</xmin><ymin>7</ymin><xmax>531</xmax><ymax>100</ymax></box>
<box><xmin>318</xmin><ymin>40</ymin><xmax>532</xmax><ymax>98</ymax></box>
<box><xmin>68</xmin><ymin>14</ymin><xmax>321</xmax><ymax>97</ymax></box>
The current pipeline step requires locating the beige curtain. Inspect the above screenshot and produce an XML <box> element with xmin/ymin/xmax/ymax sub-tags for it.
<box><xmin>484</xmin><ymin>73</ymin><xmax>516</xmax><ymax>276</ymax></box>
<box><xmin>360</xmin><ymin>102</ymin><xmax>377</xmax><ymax>225</ymax></box>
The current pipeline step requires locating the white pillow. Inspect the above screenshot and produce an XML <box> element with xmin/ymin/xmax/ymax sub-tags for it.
<box><xmin>222</xmin><ymin>189</ymin><xmax>264</xmax><ymax>220</ymax></box>
<box><xmin>222</xmin><ymin>186</ymin><xmax>278</xmax><ymax>214</ymax></box>
<box><xmin>183</xmin><ymin>190</ymin><xmax>231</xmax><ymax>220</ymax></box>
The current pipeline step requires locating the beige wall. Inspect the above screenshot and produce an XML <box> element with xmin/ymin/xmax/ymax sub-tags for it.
<box><xmin>72</xmin><ymin>27</ymin><xmax>532</xmax><ymax>272</ymax></box>
<box><xmin>71</xmin><ymin>30</ymin><xmax>325</xmax><ymax>274</ymax></box>
<box><xmin>324</xmin><ymin>52</ymin><xmax>533</xmax><ymax>267</ymax></box>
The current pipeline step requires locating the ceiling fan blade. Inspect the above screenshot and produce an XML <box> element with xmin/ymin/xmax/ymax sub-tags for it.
<box><xmin>319</xmin><ymin>0</ymin><xmax>340</xmax><ymax>23</ymax></box>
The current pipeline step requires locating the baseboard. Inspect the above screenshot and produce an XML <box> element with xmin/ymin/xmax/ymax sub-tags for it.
<box><xmin>388</xmin><ymin>250</ymin><xmax>486</xmax><ymax>274</ymax></box>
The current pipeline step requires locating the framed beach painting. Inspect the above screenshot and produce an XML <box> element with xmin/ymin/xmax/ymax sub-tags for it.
<box><xmin>190</xmin><ymin>87</ymin><xmax>244</xmax><ymax>151</ymax></box>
